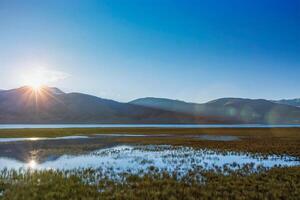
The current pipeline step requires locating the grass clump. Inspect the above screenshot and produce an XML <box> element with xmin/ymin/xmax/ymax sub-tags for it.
<box><xmin>0</xmin><ymin>166</ymin><xmax>299</xmax><ymax>200</ymax></box>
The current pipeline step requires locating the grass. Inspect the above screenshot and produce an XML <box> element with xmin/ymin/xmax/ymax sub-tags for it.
<box><xmin>0</xmin><ymin>166</ymin><xmax>299</xmax><ymax>200</ymax></box>
<box><xmin>0</xmin><ymin>127</ymin><xmax>300</xmax><ymax>138</ymax></box>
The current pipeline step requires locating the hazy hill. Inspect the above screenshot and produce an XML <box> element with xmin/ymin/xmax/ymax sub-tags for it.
<box><xmin>1</xmin><ymin>87</ymin><xmax>300</xmax><ymax>124</ymax></box>
<box><xmin>0</xmin><ymin>86</ymin><xmax>217</xmax><ymax>124</ymax></box>
<box><xmin>273</xmin><ymin>99</ymin><xmax>300</xmax><ymax>107</ymax></box>
<box><xmin>130</xmin><ymin>97</ymin><xmax>300</xmax><ymax>124</ymax></box>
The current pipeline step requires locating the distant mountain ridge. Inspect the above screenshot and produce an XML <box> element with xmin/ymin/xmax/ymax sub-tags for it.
<box><xmin>0</xmin><ymin>86</ymin><xmax>218</xmax><ymax>124</ymax></box>
<box><xmin>130</xmin><ymin>97</ymin><xmax>300</xmax><ymax>124</ymax></box>
<box><xmin>1</xmin><ymin>86</ymin><xmax>300</xmax><ymax>124</ymax></box>
<box><xmin>273</xmin><ymin>99</ymin><xmax>300</xmax><ymax>107</ymax></box>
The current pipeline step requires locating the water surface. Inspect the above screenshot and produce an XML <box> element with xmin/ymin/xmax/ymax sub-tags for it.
<box><xmin>0</xmin><ymin>145</ymin><xmax>298</xmax><ymax>174</ymax></box>
<box><xmin>0</xmin><ymin>136</ymin><xmax>89</xmax><ymax>143</ymax></box>
<box><xmin>198</xmin><ymin>135</ymin><xmax>240</xmax><ymax>141</ymax></box>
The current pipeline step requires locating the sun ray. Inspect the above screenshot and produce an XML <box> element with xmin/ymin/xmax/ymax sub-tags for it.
<box><xmin>17</xmin><ymin>68</ymin><xmax>68</xmax><ymax>111</ymax></box>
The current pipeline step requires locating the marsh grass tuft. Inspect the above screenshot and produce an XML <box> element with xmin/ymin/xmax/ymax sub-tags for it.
<box><xmin>0</xmin><ymin>166</ymin><xmax>299</xmax><ymax>199</ymax></box>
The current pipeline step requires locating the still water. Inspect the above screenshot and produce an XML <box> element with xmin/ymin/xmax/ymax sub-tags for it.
<box><xmin>0</xmin><ymin>145</ymin><xmax>299</xmax><ymax>174</ymax></box>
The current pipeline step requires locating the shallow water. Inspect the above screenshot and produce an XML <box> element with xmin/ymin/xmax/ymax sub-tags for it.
<box><xmin>93</xmin><ymin>134</ymin><xmax>148</xmax><ymax>137</ymax></box>
<box><xmin>198</xmin><ymin>135</ymin><xmax>240</xmax><ymax>141</ymax></box>
<box><xmin>0</xmin><ymin>134</ymin><xmax>153</xmax><ymax>143</ymax></box>
<box><xmin>0</xmin><ymin>145</ymin><xmax>299</xmax><ymax>174</ymax></box>
<box><xmin>0</xmin><ymin>136</ymin><xmax>89</xmax><ymax>143</ymax></box>
<box><xmin>1</xmin><ymin>124</ymin><xmax>300</xmax><ymax>129</ymax></box>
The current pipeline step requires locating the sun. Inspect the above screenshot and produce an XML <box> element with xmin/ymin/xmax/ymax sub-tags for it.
<box><xmin>20</xmin><ymin>67</ymin><xmax>69</xmax><ymax>90</ymax></box>
<box><xmin>30</xmin><ymin>82</ymin><xmax>43</xmax><ymax>91</ymax></box>
<box><xmin>22</xmin><ymin>68</ymin><xmax>47</xmax><ymax>90</ymax></box>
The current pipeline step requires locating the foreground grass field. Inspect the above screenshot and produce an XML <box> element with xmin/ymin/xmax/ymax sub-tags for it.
<box><xmin>0</xmin><ymin>166</ymin><xmax>299</xmax><ymax>200</ymax></box>
<box><xmin>0</xmin><ymin>127</ymin><xmax>299</xmax><ymax>157</ymax></box>
<box><xmin>0</xmin><ymin>127</ymin><xmax>299</xmax><ymax>199</ymax></box>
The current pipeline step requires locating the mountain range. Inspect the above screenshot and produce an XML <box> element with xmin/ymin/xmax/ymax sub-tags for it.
<box><xmin>0</xmin><ymin>86</ymin><xmax>300</xmax><ymax>124</ymax></box>
<box><xmin>273</xmin><ymin>99</ymin><xmax>300</xmax><ymax>107</ymax></box>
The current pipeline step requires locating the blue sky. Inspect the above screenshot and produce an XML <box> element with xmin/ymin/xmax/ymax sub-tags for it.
<box><xmin>0</xmin><ymin>0</ymin><xmax>299</xmax><ymax>102</ymax></box>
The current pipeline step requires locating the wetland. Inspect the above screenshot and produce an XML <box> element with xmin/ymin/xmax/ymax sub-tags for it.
<box><xmin>0</xmin><ymin>127</ymin><xmax>299</xmax><ymax>199</ymax></box>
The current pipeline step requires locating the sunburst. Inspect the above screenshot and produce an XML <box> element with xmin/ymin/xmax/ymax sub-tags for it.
<box><xmin>22</xmin><ymin>68</ymin><xmax>46</xmax><ymax>91</ymax></box>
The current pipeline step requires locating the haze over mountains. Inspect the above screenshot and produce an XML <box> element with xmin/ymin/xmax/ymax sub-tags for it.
<box><xmin>131</xmin><ymin>98</ymin><xmax>300</xmax><ymax>124</ymax></box>
<box><xmin>0</xmin><ymin>86</ymin><xmax>300</xmax><ymax>124</ymax></box>
<box><xmin>273</xmin><ymin>99</ymin><xmax>300</xmax><ymax>108</ymax></box>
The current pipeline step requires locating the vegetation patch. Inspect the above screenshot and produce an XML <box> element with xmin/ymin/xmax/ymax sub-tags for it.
<box><xmin>0</xmin><ymin>166</ymin><xmax>299</xmax><ymax>200</ymax></box>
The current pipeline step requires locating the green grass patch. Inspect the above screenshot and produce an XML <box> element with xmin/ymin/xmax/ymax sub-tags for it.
<box><xmin>0</xmin><ymin>166</ymin><xmax>299</xmax><ymax>200</ymax></box>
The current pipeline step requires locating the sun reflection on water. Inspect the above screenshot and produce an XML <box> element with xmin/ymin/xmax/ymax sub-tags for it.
<box><xmin>27</xmin><ymin>160</ymin><xmax>38</xmax><ymax>169</ymax></box>
<box><xmin>28</xmin><ymin>138</ymin><xmax>40</xmax><ymax>141</ymax></box>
